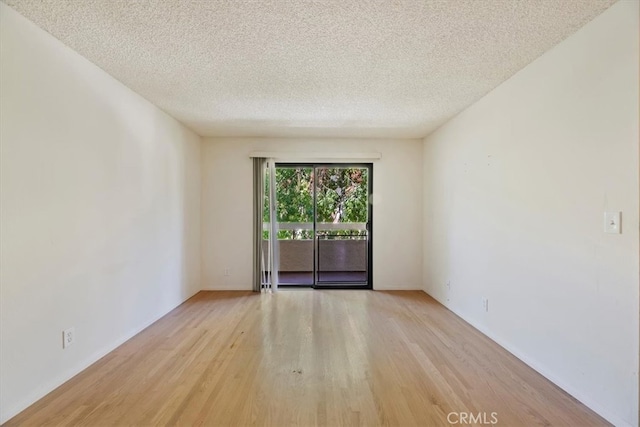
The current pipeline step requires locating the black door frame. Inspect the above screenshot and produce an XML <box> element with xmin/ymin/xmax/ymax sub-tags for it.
<box><xmin>275</xmin><ymin>162</ymin><xmax>373</xmax><ymax>290</ymax></box>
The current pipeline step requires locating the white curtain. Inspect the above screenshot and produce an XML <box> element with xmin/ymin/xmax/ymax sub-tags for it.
<box><xmin>267</xmin><ymin>159</ymin><xmax>279</xmax><ymax>292</ymax></box>
<box><xmin>252</xmin><ymin>158</ymin><xmax>266</xmax><ymax>292</ymax></box>
<box><xmin>253</xmin><ymin>158</ymin><xmax>279</xmax><ymax>292</ymax></box>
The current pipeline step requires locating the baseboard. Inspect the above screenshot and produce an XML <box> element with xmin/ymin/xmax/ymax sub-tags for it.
<box><xmin>201</xmin><ymin>285</ymin><xmax>422</xmax><ymax>291</ymax></box>
<box><xmin>373</xmin><ymin>284</ymin><xmax>423</xmax><ymax>291</ymax></box>
<box><xmin>422</xmin><ymin>290</ymin><xmax>632</xmax><ymax>427</ymax></box>
<box><xmin>201</xmin><ymin>284</ymin><xmax>252</xmax><ymax>291</ymax></box>
<box><xmin>0</xmin><ymin>289</ymin><xmax>199</xmax><ymax>424</ymax></box>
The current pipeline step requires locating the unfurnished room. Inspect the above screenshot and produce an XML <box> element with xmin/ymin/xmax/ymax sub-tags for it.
<box><xmin>0</xmin><ymin>0</ymin><xmax>638</xmax><ymax>426</ymax></box>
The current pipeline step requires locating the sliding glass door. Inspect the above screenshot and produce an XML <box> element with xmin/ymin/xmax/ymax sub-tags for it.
<box><xmin>273</xmin><ymin>166</ymin><xmax>314</xmax><ymax>286</ymax></box>
<box><xmin>314</xmin><ymin>166</ymin><xmax>370</xmax><ymax>287</ymax></box>
<box><xmin>267</xmin><ymin>164</ymin><xmax>372</xmax><ymax>289</ymax></box>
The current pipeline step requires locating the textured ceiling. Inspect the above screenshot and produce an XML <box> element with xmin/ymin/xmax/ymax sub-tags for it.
<box><xmin>4</xmin><ymin>0</ymin><xmax>616</xmax><ymax>138</ymax></box>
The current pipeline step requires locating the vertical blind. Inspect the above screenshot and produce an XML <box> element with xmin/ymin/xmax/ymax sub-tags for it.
<box><xmin>253</xmin><ymin>157</ymin><xmax>279</xmax><ymax>292</ymax></box>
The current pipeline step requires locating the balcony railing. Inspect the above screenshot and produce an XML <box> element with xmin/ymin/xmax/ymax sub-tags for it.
<box><xmin>262</xmin><ymin>222</ymin><xmax>367</xmax><ymax>273</ymax></box>
<box><xmin>263</xmin><ymin>222</ymin><xmax>367</xmax><ymax>231</ymax></box>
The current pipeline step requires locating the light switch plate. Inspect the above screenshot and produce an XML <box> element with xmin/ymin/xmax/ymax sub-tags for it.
<box><xmin>604</xmin><ymin>211</ymin><xmax>621</xmax><ymax>234</ymax></box>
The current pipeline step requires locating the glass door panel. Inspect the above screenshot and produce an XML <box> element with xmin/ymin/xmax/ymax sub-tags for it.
<box><xmin>314</xmin><ymin>166</ymin><xmax>370</xmax><ymax>286</ymax></box>
<box><xmin>274</xmin><ymin>166</ymin><xmax>314</xmax><ymax>285</ymax></box>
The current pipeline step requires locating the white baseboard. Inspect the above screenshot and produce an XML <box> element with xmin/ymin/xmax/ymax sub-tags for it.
<box><xmin>0</xmin><ymin>290</ymin><xmax>199</xmax><ymax>424</ymax></box>
<box><xmin>201</xmin><ymin>284</ymin><xmax>253</xmax><ymax>291</ymax></box>
<box><xmin>423</xmin><ymin>290</ymin><xmax>632</xmax><ymax>427</ymax></box>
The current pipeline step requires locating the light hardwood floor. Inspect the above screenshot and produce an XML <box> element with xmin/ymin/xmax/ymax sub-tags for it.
<box><xmin>5</xmin><ymin>290</ymin><xmax>608</xmax><ymax>426</ymax></box>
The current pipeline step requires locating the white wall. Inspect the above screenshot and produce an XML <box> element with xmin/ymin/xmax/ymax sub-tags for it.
<box><xmin>0</xmin><ymin>4</ymin><xmax>202</xmax><ymax>423</ymax></box>
<box><xmin>202</xmin><ymin>138</ymin><xmax>423</xmax><ymax>291</ymax></box>
<box><xmin>422</xmin><ymin>2</ymin><xmax>639</xmax><ymax>426</ymax></box>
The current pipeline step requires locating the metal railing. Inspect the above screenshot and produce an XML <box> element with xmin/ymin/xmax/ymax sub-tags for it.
<box><xmin>317</xmin><ymin>232</ymin><xmax>367</xmax><ymax>240</ymax></box>
<box><xmin>263</xmin><ymin>222</ymin><xmax>367</xmax><ymax>231</ymax></box>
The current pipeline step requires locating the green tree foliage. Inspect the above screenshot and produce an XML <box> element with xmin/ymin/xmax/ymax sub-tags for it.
<box><xmin>264</xmin><ymin>167</ymin><xmax>368</xmax><ymax>240</ymax></box>
<box><xmin>314</xmin><ymin>167</ymin><xmax>368</xmax><ymax>224</ymax></box>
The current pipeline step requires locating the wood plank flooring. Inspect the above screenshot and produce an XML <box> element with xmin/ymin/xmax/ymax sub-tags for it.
<box><xmin>5</xmin><ymin>291</ymin><xmax>608</xmax><ymax>426</ymax></box>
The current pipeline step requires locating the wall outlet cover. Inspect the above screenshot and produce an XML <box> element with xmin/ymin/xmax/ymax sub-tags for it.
<box><xmin>63</xmin><ymin>327</ymin><xmax>75</xmax><ymax>349</ymax></box>
<box><xmin>604</xmin><ymin>211</ymin><xmax>621</xmax><ymax>234</ymax></box>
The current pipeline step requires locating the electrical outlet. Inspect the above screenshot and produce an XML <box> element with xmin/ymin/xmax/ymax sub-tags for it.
<box><xmin>446</xmin><ymin>281</ymin><xmax>451</xmax><ymax>290</ymax></box>
<box><xmin>224</xmin><ymin>268</ymin><xmax>231</xmax><ymax>277</ymax></box>
<box><xmin>63</xmin><ymin>327</ymin><xmax>75</xmax><ymax>349</ymax></box>
<box><xmin>482</xmin><ymin>298</ymin><xmax>489</xmax><ymax>312</ymax></box>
